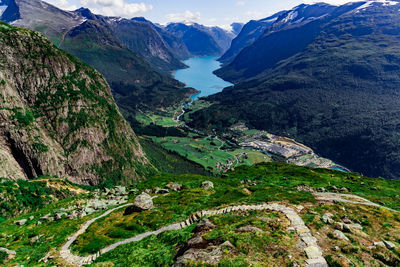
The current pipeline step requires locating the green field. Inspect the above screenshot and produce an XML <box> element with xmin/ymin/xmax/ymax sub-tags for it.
<box><xmin>135</xmin><ymin>105</ymin><xmax>184</xmax><ymax>127</ymax></box>
<box><xmin>152</xmin><ymin>135</ymin><xmax>270</xmax><ymax>173</ymax></box>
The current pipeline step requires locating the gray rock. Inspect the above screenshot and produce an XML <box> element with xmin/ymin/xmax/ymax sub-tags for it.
<box><xmin>374</xmin><ymin>241</ymin><xmax>385</xmax><ymax>247</ymax></box>
<box><xmin>30</xmin><ymin>234</ymin><xmax>43</xmax><ymax>244</ymax></box>
<box><xmin>40</xmin><ymin>214</ymin><xmax>53</xmax><ymax>222</ymax></box>
<box><xmin>187</xmin><ymin>235</ymin><xmax>206</xmax><ymax>247</ymax></box>
<box><xmin>343</xmin><ymin>224</ymin><xmax>351</xmax><ymax>233</ymax></box>
<box><xmin>174</xmin><ymin>246</ymin><xmax>223</xmax><ymax>267</ymax></box>
<box><xmin>115</xmin><ymin>186</ymin><xmax>127</xmax><ymax>195</ymax></box>
<box><xmin>0</xmin><ymin>247</ymin><xmax>16</xmax><ymax>259</ymax></box>
<box><xmin>125</xmin><ymin>192</ymin><xmax>154</xmax><ymax>214</ymax></box>
<box><xmin>333</xmin><ymin>230</ymin><xmax>349</xmax><ymax>241</ymax></box>
<box><xmin>166</xmin><ymin>182</ymin><xmax>183</xmax><ymax>191</ymax></box>
<box><xmin>155</xmin><ymin>187</ymin><xmax>169</xmax><ymax>194</ymax></box>
<box><xmin>236</xmin><ymin>225</ymin><xmax>264</xmax><ymax>233</ymax></box>
<box><xmin>84</xmin><ymin>207</ymin><xmax>95</xmax><ymax>215</ymax></box>
<box><xmin>195</xmin><ymin>219</ymin><xmax>216</xmax><ymax>231</ymax></box>
<box><xmin>335</xmin><ymin>222</ymin><xmax>344</xmax><ymax>231</ymax></box>
<box><xmin>201</xmin><ymin>181</ymin><xmax>214</xmax><ymax>189</ymax></box>
<box><xmin>342</xmin><ymin>218</ymin><xmax>352</xmax><ymax>224</ymax></box>
<box><xmin>304</xmin><ymin>246</ymin><xmax>323</xmax><ymax>259</ymax></box>
<box><xmin>16</xmin><ymin>219</ymin><xmax>27</xmax><ymax>226</ymax></box>
<box><xmin>384</xmin><ymin>240</ymin><xmax>396</xmax><ymax>250</ymax></box>
<box><xmin>220</xmin><ymin>241</ymin><xmax>235</xmax><ymax>249</ymax></box>
<box><xmin>144</xmin><ymin>188</ymin><xmax>153</xmax><ymax>194</ymax></box>
<box><xmin>321</xmin><ymin>213</ymin><xmax>334</xmax><ymax>224</ymax></box>
<box><xmin>92</xmin><ymin>200</ymin><xmax>107</xmax><ymax>210</ymax></box>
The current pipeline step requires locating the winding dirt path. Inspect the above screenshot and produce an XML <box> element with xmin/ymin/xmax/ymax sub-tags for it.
<box><xmin>60</xmin><ymin>202</ymin><xmax>327</xmax><ymax>266</ymax></box>
<box><xmin>60</xmin><ymin>192</ymin><xmax>398</xmax><ymax>266</ymax></box>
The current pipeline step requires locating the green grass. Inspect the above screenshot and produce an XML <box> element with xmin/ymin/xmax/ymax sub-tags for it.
<box><xmin>152</xmin><ymin>136</ymin><xmax>270</xmax><ymax>173</ymax></box>
<box><xmin>1</xmin><ymin>162</ymin><xmax>400</xmax><ymax>265</ymax></box>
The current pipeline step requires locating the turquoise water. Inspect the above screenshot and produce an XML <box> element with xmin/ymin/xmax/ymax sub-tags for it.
<box><xmin>330</xmin><ymin>166</ymin><xmax>349</xmax><ymax>172</ymax></box>
<box><xmin>173</xmin><ymin>56</ymin><xmax>233</xmax><ymax>100</ymax></box>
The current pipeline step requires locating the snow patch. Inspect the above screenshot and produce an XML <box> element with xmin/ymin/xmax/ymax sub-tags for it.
<box><xmin>356</xmin><ymin>0</ymin><xmax>398</xmax><ymax>11</ymax></box>
<box><xmin>0</xmin><ymin>4</ymin><xmax>8</xmax><ymax>17</ymax></box>
<box><xmin>282</xmin><ymin>11</ymin><xmax>298</xmax><ymax>23</ymax></box>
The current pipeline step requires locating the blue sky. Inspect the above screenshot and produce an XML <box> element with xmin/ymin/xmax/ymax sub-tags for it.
<box><xmin>47</xmin><ymin>0</ymin><xmax>359</xmax><ymax>29</ymax></box>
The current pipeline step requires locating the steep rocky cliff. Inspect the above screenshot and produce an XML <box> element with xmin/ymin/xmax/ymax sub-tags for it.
<box><xmin>0</xmin><ymin>21</ymin><xmax>151</xmax><ymax>185</ymax></box>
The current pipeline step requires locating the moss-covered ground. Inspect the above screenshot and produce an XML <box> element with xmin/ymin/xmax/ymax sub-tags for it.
<box><xmin>1</xmin><ymin>163</ymin><xmax>400</xmax><ymax>266</ymax></box>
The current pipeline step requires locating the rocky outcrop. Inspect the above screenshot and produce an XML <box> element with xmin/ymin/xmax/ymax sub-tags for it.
<box><xmin>0</xmin><ymin>22</ymin><xmax>151</xmax><ymax>184</ymax></box>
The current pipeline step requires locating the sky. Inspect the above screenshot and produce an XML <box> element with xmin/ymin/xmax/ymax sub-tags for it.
<box><xmin>46</xmin><ymin>0</ymin><xmax>361</xmax><ymax>29</ymax></box>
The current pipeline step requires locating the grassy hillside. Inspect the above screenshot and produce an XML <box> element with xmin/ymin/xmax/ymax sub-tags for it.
<box><xmin>0</xmin><ymin>163</ymin><xmax>399</xmax><ymax>266</ymax></box>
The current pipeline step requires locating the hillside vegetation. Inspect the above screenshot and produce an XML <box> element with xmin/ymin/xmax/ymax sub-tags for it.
<box><xmin>191</xmin><ymin>2</ymin><xmax>400</xmax><ymax>179</ymax></box>
<box><xmin>0</xmin><ymin>21</ymin><xmax>150</xmax><ymax>185</ymax></box>
<box><xmin>0</xmin><ymin>163</ymin><xmax>399</xmax><ymax>266</ymax></box>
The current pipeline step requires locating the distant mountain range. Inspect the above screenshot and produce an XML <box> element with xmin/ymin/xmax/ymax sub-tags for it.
<box><xmin>0</xmin><ymin>0</ymin><xmax>236</xmax><ymax>119</ymax></box>
<box><xmin>190</xmin><ymin>1</ymin><xmax>400</xmax><ymax>179</ymax></box>
<box><xmin>165</xmin><ymin>22</ymin><xmax>235</xmax><ymax>57</ymax></box>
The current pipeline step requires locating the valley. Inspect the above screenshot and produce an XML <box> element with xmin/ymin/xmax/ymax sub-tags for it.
<box><xmin>135</xmin><ymin>56</ymin><xmax>347</xmax><ymax>174</ymax></box>
<box><xmin>1</xmin><ymin>0</ymin><xmax>400</xmax><ymax>266</ymax></box>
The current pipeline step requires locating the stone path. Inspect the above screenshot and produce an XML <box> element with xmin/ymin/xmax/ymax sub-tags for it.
<box><xmin>314</xmin><ymin>192</ymin><xmax>399</xmax><ymax>213</ymax></box>
<box><xmin>60</xmin><ymin>202</ymin><xmax>327</xmax><ymax>266</ymax></box>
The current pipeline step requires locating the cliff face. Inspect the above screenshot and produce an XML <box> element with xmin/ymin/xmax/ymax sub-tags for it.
<box><xmin>0</xmin><ymin>22</ymin><xmax>151</xmax><ymax>185</ymax></box>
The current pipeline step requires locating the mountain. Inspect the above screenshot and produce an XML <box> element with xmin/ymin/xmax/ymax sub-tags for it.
<box><xmin>218</xmin><ymin>12</ymin><xmax>285</xmax><ymax>64</ymax></box>
<box><xmin>218</xmin><ymin>3</ymin><xmax>337</xmax><ymax>66</ymax></box>
<box><xmin>0</xmin><ymin>0</ymin><xmax>84</xmax><ymax>45</ymax></box>
<box><xmin>131</xmin><ymin>17</ymin><xmax>192</xmax><ymax>61</ymax></box>
<box><xmin>230</xmin><ymin>22</ymin><xmax>244</xmax><ymax>35</ymax></box>
<box><xmin>0</xmin><ymin>21</ymin><xmax>151</xmax><ymax>185</ymax></box>
<box><xmin>0</xmin><ymin>0</ymin><xmax>194</xmax><ymax>115</ymax></box>
<box><xmin>190</xmin><ymin>1</ymin><xmax>400</xmax><ymax>179</ymax></box>
<box><xmin>102</xmin><ymin>15</ymin><xmax>186</xmax><ymax>73</ymax></box>
<box><xmin>165</xmin><ymin>22</ymin><xmax>235</xmax><ymax>56</ymax></box>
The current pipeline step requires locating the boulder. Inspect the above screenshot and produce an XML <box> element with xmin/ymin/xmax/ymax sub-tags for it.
<box><xmin>174</xmin><ymin>246</ymin><xmax>223</xmax><ymax>266</ymax></box>
<box><xmin>374</xmin><ymin>241</ymin><xmax>386</xmax><ymax>248</ymax></box>
<box><xmin>384</xmin><ymin>240</ymin><xmax>397</xmax><ymax>250</ymax></box>
<box><xmin>115</xmin><ymin>186</ymin><xmax>127</xmax><ymax>195</ymax></box>
<box><xmin>195</xmin><ymin>219</ymin><xmax>216</xmax><ymax>231</ymax></box>
<box><xmin>166</xmin><ymin>182</ymin><xmax>183</xmax><ymax>191</ymax></box>
<box><xmin>0</xmin><ymin>247</ymin><xmax>16</xmax><ymax>260</ymax></box>
<box><xmin>16</xmin><ymin>219</ymin><xmax>27</xmax><ymax>226</ymax></box>
<box><xmin>321</xmin><ymin>213</ymin><xmax>334</xmax><ymax>224</ymax></box>
<box><xmin>333</xmin><ymin>230</ymin><xmax>349</xmax><ymax>241</ymax></box>
<box><xmin>201</xmin><ymin>181</ymin><xmax>214</xmax><ymax>189</ymax></box>
<box><xmin>124</xmin><ymin>192</ymin><xmax>154</xmax><ymax>214</ymax></box>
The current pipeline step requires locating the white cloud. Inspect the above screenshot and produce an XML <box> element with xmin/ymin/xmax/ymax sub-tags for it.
<box><xmin>46</xmin><ymin>0</ymin><xmax>77</xmax><ymax>10</ymax></box>
<box><xmin>80</xmin><ymin>0</ymin><xmax>153</xmax><ymax>18</ymax></box>
<box><xmin>236</xmin><ymin>1</ymin><xmax>246</xmax><ymax>6</ymax></box>
<box><xmin>166</xmin><ymin>10</ymin><xmax>201</xmax><ymax>23</ymax></box>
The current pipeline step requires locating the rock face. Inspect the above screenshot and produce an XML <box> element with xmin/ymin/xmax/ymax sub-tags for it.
<box><xmin>0</xmin><ymin>22</ymin><xmax>150</xmax><ymax>184</ymax></box>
